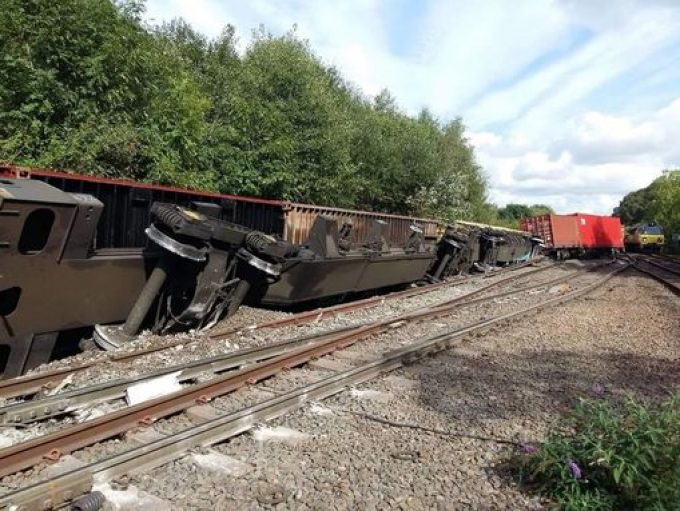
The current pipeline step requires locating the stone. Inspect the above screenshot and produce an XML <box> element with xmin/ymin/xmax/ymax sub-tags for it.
<box><xmin>93</xmin><ymin>483</ymin><xmax>171</xmax><ymax>511</ymax></box>
<box><xmin>252</xmin><ymin>426</ymin><xmax>310</xmax><ymax>444</ymax></box>
<box><xmin>190</xmin><ymin>450</ymin><xmax>253</xmax><ymax>477</ymax></box>
<box><xmin>44</xmin><ymin>455</ymin><xmax>84</xmax><ymax>478</ymax></box>
<box><xmin>308</xmin><ymin>358</ymin><xmax>354</xmax><ymax>372</ymax></box>
<box><xmin>186</xmin><ymin>404</ymin><xmax>219</xmax><ymax>422</ymax></box>
<box><xmin>125</xmin><ymin>428</ymin><xmax>165</xmax><ymax>446</ymax></box>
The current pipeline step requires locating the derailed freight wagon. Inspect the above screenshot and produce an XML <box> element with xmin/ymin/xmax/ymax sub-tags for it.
<box><xmin>0</xmin><ymin>177</ymin><xmax>439</xmax><ymax>377</ymax></box>
<box><xmin>0</xmin><ymin>165</ymin><xmax>439</xmax><ymax>249</ymax></box>
<box><xmin>0</xmin><ymin>166</ymin><xmax>540</xmax><ymax>378</ymax></box>
<box><xmin>521</xmin><ymin>213</ymin><xmax>623</xmax><ymax>259</ymax></box>
<box><xmin>427</xmin><ymin>220</ymin><xmax>540</xmax><ymax>281</ymax></box>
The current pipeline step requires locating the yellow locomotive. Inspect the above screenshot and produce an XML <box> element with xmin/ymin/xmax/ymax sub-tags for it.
<box><xmin>624</xmin><ymin>223</ymin><xmax>665</xmax><ymax>253</ymax></box>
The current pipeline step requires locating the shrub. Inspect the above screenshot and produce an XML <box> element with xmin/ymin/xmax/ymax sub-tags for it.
<box><xmin>513</xmin><ymin>394</ymin><xmax>680</xmax><ymax>510</ymax></box>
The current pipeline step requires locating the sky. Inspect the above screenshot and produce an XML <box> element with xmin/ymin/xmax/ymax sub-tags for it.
<box><xmin>144</xmin><ymin>0</ymin><xmax>680</xmax><ymax>214</ymax></box>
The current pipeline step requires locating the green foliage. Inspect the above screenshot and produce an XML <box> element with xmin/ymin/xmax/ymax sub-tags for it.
<box><xmin>651</xmin><ymin>171</ymin><xmax>680</xmax><ymax>239</ymax></box>
<box><xmin>0</xmin><ymin>0</ymin><xmax>490</xmax><ymax>221</ymax></box>
<box><xmin>482</xmin><ymin>203</ymin><xmax>556</xmax><ymax>230</ymax></box>
<box><xmin>513</xmin><ymin>394</ymin><xmax>680</xmax><ymax>510</ymax></box>
<box><xmin>614</xmin><ymin>170</ymin><xmax>680</xmax><ymax>241</ymax></box>
<box><xmin>613</xmin><ymin>182</ymin><xmax>661</xmax><ymax>226</ymax></box>
<box><xmin>497</xmin><ymin>203</ymin><xmax>555</xmax><ymax>223</ymax></box>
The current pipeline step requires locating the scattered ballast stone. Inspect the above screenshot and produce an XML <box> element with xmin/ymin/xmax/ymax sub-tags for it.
<box><xmin>349</xmin><ymin>388</ymin><xmax>392</xmax><ymax>402</ymax></box>
<box><xmin>308</xmin><ymin>357</ymin><xmax>355</xmax><ymax>372</ymax></box>
<box><xmin>44</xmin><ymin>455</ymin><xmax>84</xmax><ymax>478</ymax></box>
<box><xmin>125</xmin><ymin>428</ymin><xmax>165</xmax><ymax>446</ymax></box>
<box><xmin>190</xmin><ymin>450</ymin><xmax>253</xmax><ymax>477</ymax></box>
<box><xmin>252</xmin><ymin>426</ymin><xmax>310</xmax><ymax>444</ymax></box>
<box><xmin>1</xmin><ymin>269</ymin><xmax>600</xmax><ymax>460</ymax></box>
<box><xmin>309</xmin><ymin>403</ymin><xmax>335</xmax><ymax>416</ymax></box>
<box><xmin>93</xmin><ymin>482</ymin><xmax>171</xmax><ymax>511</ymax></box>
<box><xmin>126</xmin><ymin>270</ymin><xmax>677</xmax><ymax>510</ymax></box>
<box><xmin>186</xmin><ymin>404</ymin><xmax>219</xmax><ymax>422</ymax></box>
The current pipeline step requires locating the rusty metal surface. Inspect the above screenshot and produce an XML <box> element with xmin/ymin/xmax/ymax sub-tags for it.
<box><xmin>0</xmin><ymin>364</ymin><xmax>94</xmax><ymax>400</ymax></box>
<box><xmin>521</xmin><ymin>214</ymin><xmax>581</xmax><ymax>250</ymax></box>
<box><xmin>0</xmin><ymin>325</ymin><xmax>357</xmax><ymax>424</ymax></box>
<box><xmin>283</xmin><ymin>203</ymin><xmax>439</xmax><ymax>246</ymax></box>
<box><xmin>2</xmin><ymin>165</ymin><xmax>440</xmax><ymax>248</ymax></box>
<box><xmin>632</xmin><ymin>256</ymin><xmax>680</xmax><ymax>294</ymax></box>
<box><xmin>0</xmin><ymin>262</ymin><xmax>629</xmax><ymax>511</ymax></box>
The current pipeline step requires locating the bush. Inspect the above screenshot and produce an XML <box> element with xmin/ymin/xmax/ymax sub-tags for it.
<box><xmin>512</xmin><ymin>394</ymin><xmax>680</xmax><ymax>510</ymax></box>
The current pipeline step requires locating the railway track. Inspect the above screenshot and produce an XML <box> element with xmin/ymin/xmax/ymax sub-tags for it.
<box><xmin>0</xmin><ymin>263</ymin><xmax>581</xmax><ymax>425</ymax></box>
<box><xmin>631</xmin><ymin>254</ymin><xmax>680</xmax><ymax>294</ymax></box>
<box><xmin>0</xmin><ymin>260</ymin><xmax>626</xmax><ymax>510</ymax></box>
<box><xmin>0</xmin><ymin>261</ymin><xmax>548</xmax><ymax>400</ymax></box>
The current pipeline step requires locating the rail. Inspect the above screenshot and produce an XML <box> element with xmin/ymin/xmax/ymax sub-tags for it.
<box><xmin>0</xmin><ymin>261</ymin><xmax>629</xmax><ymax>511</ymax></box>
<box><xmin>0</xmin><ymin>265</ymin><xmax>580</xmax><ymax>424</ymax></box>
<box><xmin>0</xmin><ymin>262</ymin><xmax>548</xmax><ymax>400</ymax></box>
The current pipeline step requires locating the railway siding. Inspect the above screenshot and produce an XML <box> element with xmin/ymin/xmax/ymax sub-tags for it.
<box><xmin>0</xmin><ymin>262</ymin><xmax>625</xmax><ymax>509</ymax></box>
<box><xmin>0</xmin><ymin>259</ymin><xmax>678</xmax><ymax>510</ymax></box>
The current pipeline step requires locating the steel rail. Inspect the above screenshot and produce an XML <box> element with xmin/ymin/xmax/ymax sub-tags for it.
<box><xmin>0</xmin><ymin>262</ymin><xmax>552</xmax><ymax>400</ymax></box>
<box><xmin>0</xmin><ymin>326</ymin><xmax>356</xmax><ymax>424</ymax></box>
<box><xmin>0</xmin><ymin>265</ymin><xmax>579</xmax><ymax>423</ymax></box>
<box><xmin>0</xmin><ymin>264</ymin><xmax>600</xmax><ymax>478</ymax></box>
<box><xmin>632</xmin><ymin>257</ymin><xmax>680</xmax><ymax>295</ymax></box>
<box><xmin>0</xmin><ymin>262</ymin><xmax>629</xmax><ymax>511</ymax></box>
<box><xmin>207</xmin><ymin>261</ymin><xmax>543</xmax><ymax>337</ymax></box>
<box><xmin>638</xmin><ymin>256</ymin><xmax>680</xmax><ymax>278</ymax></box>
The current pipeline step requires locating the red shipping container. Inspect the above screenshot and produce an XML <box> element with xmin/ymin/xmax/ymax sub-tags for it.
<box><xmin>520</xmin><ymin>214</ymin><xmax>580</xmax><ymax>249</ymax></box>
<box><xmin>573</xmin><ymin>214</ymin><xmax>624</xmax><ymax>249</ymax></box>
<box><xmin>521</xmin><ymin>213</ymin><xmax>623</xmax><ymax>251</ymax></box>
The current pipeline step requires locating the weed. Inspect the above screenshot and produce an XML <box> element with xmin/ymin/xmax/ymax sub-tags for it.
<box><xmin>512</xmin><ymin>394</ymin><xmax>680</xmax><ymax>510</ymax></box>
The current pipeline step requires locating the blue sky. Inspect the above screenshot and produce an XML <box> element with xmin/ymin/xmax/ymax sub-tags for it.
<box><xmin>144</xmin><ymin>0</ymin><xmax>680</xmax><ymax>214</ymax></box>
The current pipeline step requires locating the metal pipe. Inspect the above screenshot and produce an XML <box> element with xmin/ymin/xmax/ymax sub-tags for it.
<box><xmin>122</xmin><ymin>255</ymin><xmax>175</xmax><ymax>338</ymax></box>
<box><xmin>432</xmin><ymin>253</ymin><xmax>452</xmax><ymax>280</ymax></box>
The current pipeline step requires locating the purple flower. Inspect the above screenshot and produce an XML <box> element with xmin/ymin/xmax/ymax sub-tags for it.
<box><xmin>568</xmin><ymin>460</ymin><xmax>582</xmax><ymax>479</ymax></box>
<box><xmin>591</xmin><ymin>383</ymin><xmax>604</xmax><ymax>395</ymax></box>
<box><xmin>520</xmin><ymin>442</ymin><xmax>537</xmax><ymax>454</ymax></box>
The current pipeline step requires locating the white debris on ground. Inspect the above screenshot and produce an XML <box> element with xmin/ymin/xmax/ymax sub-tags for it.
<box><xmin>126</xmin><ymin>271</ymin><xmax>679</xmax><ymax>510</ymax></box>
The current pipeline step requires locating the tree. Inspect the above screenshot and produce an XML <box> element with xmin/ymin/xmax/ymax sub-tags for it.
<box><xmin>613</xmin><ymin>170</ymin><xmax>680</xmax><ymax>238</ymax></box>
<box><xmin>0</xmin><ymin>0</ymin><xmax>496</xmax><ymax>225</ymax></box>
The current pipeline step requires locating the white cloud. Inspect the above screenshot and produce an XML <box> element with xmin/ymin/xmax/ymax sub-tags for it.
<box><xmin>144</xmin><ymin>0</ymin><xmax>680</xmax><ymax>215</ymax></box>
<box><xmin>474</xmin><ymin>96</ymin><xmax>680</xmax><ymax>213</ymax></box>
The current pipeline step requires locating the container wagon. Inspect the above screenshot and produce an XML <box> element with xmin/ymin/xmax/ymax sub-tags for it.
<box><xmin>0</xmin><ymin>166</ymin><xmax>541</xmax><ymax>377</ymax></box>
<box><xmin>0</xmin><ymin>165</ymin><xmax>438</xmax><ymax>249</ymax></box>
<box><xmin>521</xmin><ymin>213</ymin><xmax>624</xmax><ymax>259</ymax></box>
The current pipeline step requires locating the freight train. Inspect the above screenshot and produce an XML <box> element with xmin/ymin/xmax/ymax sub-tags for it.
<box><xmin>624</xmin><ymin>223</ymin><xmax>665</xmax><ymax>253</ymax></box>
<box><xmin>0</xmin><ymin>166</ymin><xmax>540</xmax><ymax>378</ymax></box>
<box><xmin>521</xmin><ymin>213</ymin><xmax>624</xmax><ymax>259</ymax></box>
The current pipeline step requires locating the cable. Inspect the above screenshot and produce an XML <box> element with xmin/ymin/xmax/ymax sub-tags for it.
<box><xmin>331</xmin><ymin>406</ymin><xmax>518</xmax><ymax>446</ymax></box>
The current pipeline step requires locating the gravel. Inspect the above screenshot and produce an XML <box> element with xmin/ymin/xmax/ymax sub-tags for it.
<box><xmin>126</xmin><ymin>268</ymin><xmax>679</xmax><ymax>510</ymax></box>
<box><xmin>3</xmin><ymin>260</ymin><xmax>657</xmax><ymax>507</ymax></box>
<box><xmin>11</xmin><ymin>263</ymin><xmax>565</xmax><ymax>393</ymax></box>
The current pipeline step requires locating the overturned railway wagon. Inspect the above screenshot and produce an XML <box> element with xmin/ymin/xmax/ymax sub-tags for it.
<box><xmin>0</xmin><ymin>167</ymin><xmax>540</xmax><ymax>378</ymax></box>
<box><xmin>0</xmin><ymin>165</ymin><xmax>439</xmax><ymax>248</ymax></box>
